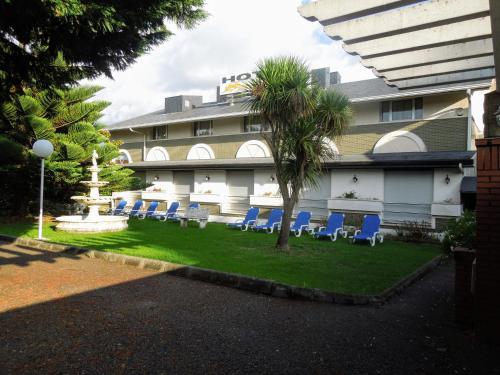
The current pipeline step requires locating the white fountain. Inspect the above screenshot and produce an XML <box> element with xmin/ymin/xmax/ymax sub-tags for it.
<box><xmin>55</xmin><ymin>150</ymin><xmax>129</xmax><ymax>232</ymax></box>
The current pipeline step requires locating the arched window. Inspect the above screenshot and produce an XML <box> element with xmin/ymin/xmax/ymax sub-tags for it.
<box><xmin>235</xmin><ymin>140</ymin><xmax>270</xmax><ymax>158</ymax></box>
<box><xmin>146</xmin><ymin>146</ymin><xmax>170</xmax><ymax>161</ymax></box>
<box><xmin>373</xmin><ymin>130</ymin><xmax>427</xmax><ymax>153</ymax></box>
<box><xmin>186</xmin><ymin>143</ymin><xmax>215</xmax><ymax>160</ymax></box>
<box><xmin>114</xmin><ymin>149</ymin><xmax>133</xmax><ymax>164</ymax></box>
<box><xmin>322</xmin><ymin>138</ymin><xmax>340</xmax><ymax>155</ymax></box>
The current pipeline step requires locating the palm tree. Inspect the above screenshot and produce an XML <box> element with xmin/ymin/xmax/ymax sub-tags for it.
<box><xmin>245</xmin><ymin>56</ymin><xmax>352</xmax><ymax>251</ymax></box>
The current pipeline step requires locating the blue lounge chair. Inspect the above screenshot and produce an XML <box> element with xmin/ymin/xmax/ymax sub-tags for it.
<box><xmin>137</xmin><ymin>201</ymin><xmax>159</xmax><ymax>219</ymax></box>
<box><xmin>352</xmin><ymin>215</ymin><xmax>383</xmax><ymax>247</ymax></box>
<box><xmin>227</xmin><ymin>207</ymin><xmax>259</xmax><ymax>231</ymax></box>
<box><xmin>253</xmin><ymin>208</ymin><xmax>283</xmax><ymax>234</ymax></box>
<box><xmin>109</xmin><ymin>200</ymin><xmax>127</xmax><ymax>215</ymax></box>
<box><xmin>126</xmin><ymin>200</ymin><xmax>144</xmax><ymax>217</ymax></box>
<box><xmin>314</xmin><ymin>213</ymin><xmax>347</xmax><ymax>241</ymax></box>
<box><xmin>154</xmin><ymin>201</ymin><xmax>180</xmax><ymax>221</ymax></box>
<box><xmin>290</xmin><ymin>211</ymin><xmax>311</xmax><ymax>237</ymax></box>
<box><xmin>188</xmin><ymin>202</ymin><xmax>200</xmax><ymax>209</ymax></box>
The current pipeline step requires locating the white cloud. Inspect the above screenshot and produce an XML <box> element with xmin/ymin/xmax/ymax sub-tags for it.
<box><xmin>85</xmin><ymin>0</ymin><xmax>486</xmax><ymax>130</ymax></box>
<box><xmin>84</xmin><ymin>0</ymin><xmax>375</xmax><ymax>124</ymax></box>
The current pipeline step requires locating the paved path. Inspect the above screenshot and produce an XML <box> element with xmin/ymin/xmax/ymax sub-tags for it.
<box><xmin>0</xmin><ymin>241</ymin><xmax>498</xmax><ymax>374</ymax></box>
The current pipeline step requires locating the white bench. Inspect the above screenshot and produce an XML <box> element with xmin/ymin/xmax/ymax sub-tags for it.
<box><xmin>178</xmin><ymin>207</ymin><xmax>210</xmax><ymax>229</ymax></box>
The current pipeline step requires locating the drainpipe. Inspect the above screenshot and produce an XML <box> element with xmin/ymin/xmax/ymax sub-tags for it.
<box><xmin>129</xmin><ymin>128</ymin><xmax>147</xmax><ymax>161</ymax></box>
<box><xmin>466</xmin><ymin>89</ymin><xmax>472</xmax><ymax>151</ymax></box>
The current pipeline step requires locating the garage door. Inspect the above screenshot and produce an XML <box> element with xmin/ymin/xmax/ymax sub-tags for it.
<box><xmin>227</xmin><ymin>170</ymin><xmax>254</xmax><ymax>197</ymax></box>
<box><xmin>225</xmin><ymin>170</ymin><xmax>254</xmax><ymax>215</ymax></box>
<box><xmin>173</xmin><ymin>171</ymin><xmax>194</xmax><ymax>194</ymax></box>
<box><xmin>384</xmin><ymin>170</ymin><xmax>433</xmax><ymax>223</ymax></box>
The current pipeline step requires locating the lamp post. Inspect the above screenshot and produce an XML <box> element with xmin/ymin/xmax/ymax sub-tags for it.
<box><xmin>32</xmin><ymin>140</ymin><xmax>54</xmax><ymax>240</ymax></box>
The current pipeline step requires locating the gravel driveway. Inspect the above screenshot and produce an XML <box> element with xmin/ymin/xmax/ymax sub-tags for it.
<box><xmin>0</xmin><ymin>241</ymin><xmax>498</xmax><ymax>374</ymax></box>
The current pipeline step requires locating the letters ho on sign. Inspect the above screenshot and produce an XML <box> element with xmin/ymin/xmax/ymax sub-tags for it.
<box><xmin>220</xmin><ymin>72</ymin><xmax>256</xmax><ymax>95</ymax></box>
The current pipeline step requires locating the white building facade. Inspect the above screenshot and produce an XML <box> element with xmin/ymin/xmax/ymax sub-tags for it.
<box><xmin>108</xmin><ymin>68</ymin><xmax>488</xmax><ymax>229</ymax></box>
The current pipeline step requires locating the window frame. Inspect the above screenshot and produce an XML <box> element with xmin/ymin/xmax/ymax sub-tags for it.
<box><xmin>243</xmin><ymin>115</ymin><xmax>269</xmax><ymax>133</ymax></box>
<box><xmin>194</xmin><ymin>120</ymin><xmax>213</xmax><ymax>137</ymax></box>
<box><xmin>152</xmin><ymin>125</ymin><xmax>168</xmax><ymax>140</ymax></box>
<box><xmin>380</xmin><ymin>97</ymin><xmax>423</xmax><ymax>122</ymax></box>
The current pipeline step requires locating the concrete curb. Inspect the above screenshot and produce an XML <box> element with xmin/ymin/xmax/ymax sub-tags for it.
<box><xmin>0</xmin><ymin>234</ymin><xmax>444</xmax><ymax>305</ymax></box>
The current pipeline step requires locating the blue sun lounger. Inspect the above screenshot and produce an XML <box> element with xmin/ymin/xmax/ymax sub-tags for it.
<box><xmin>137</xmin><ymin>201</ymin><xmax>159</xmax><ymax>219</ymax></box>
<box><xmin>154</xmin><ymin>201</ymin><xmax>180</xmax><ymax>221</ymax></box>
<box><xmin>314</xmin><ymin>212</ymin><xmax>347</xmax><ymax>241</ymax></box>
<box><xmin>189</xmin><ymin>202</ymin><xmax>200</xmax><ymax>209</ymax></box>
<box><xmin>253</xmin><ymin>208</ymin><xmax>283</xmax><ymax>234</ymax></box>
<box><xmin>352</xmin><ymin>215</ymin><xmax>383</xmax><ymax>247</ymax></box>
<box><xmin>126</xmin><ymin>200</ymin><xmax>144</xmax><ymax>217</ymax></box>
<box><xmin>109</xmin><ymin>200</ymin><xmax>127</xmax><ymax>215</ymax></box>
<box><xmin>290</xmin><ymin>211</ymin><xmax>311</xmax><ymax>237</ymax></box>
<box><xmin>227</xmin><ymin>207</ymin><xmax>259</xmax><ymax>231</ymax></box>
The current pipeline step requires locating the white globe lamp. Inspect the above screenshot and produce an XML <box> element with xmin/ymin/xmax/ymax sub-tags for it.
<box><xmin>32</xmin><ymin>140</ymin><xmax>54</xmax><ymax>240</ymax></box>
<box><xmin>33</xmin><ymin>139</ymin><xmax>54</xmax><ymax>158</ymax></box>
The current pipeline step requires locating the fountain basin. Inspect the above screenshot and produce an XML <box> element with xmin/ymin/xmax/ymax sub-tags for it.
<box><xmin>81</xmin><ymin>181</ymin><xmax>109</xmax><ymax>187</ymax></box>
<box><xmin>55</xmin><ymin>215</ymin><xmax>128</xmax><ymax>233</ymax></box>
<box><xmin>71</xmin><ymin>196</ymin><xmax>112</xmax><ymax>205</ymax></box>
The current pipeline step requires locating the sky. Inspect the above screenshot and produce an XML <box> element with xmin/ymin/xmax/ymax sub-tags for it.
<box><xmin>86</xmin><ymin>0</ymin><xmax>486</xmax><ymax>130</ymax></box>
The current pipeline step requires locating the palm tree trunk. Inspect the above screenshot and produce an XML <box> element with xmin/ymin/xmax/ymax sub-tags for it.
<box><xmin>276</xmin><ymin>196</ymin><xmax>296</xmax><ymax>251</ymax></box>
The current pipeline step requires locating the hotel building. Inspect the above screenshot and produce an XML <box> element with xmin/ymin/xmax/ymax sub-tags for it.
<box><xmin>107</xmin><ymin>67</ymin><xmax>489</xmax><ymax>229</ymax></box>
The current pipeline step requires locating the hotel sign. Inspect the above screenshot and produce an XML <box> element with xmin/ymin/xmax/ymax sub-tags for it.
<box><xmin>220</xmin><ymin>72</ymin><xmax>256</xmax><ymax>95</ymax></box>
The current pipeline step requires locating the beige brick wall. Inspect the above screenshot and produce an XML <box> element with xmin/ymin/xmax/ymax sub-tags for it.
<box><xmin>115</xmin><ymin>117</ymin><xmax>467</xmax><ymax>161</ymax></box>
<box><xmin>337</xmin><ymin>117</ymin><xmax>467</xmax><ymax>154</ymax></box>
<box><xmin>120</xmin><ymin>133</ymin><xmax>265</xmax><ymax>161</ymax></box>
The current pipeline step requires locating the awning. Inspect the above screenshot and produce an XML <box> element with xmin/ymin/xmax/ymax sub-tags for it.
<box><xmin>126</xmin><ymin>151</ymin><xmax>475</xmax><ymax>171</ymax></box>
<box><xmin>461</xmin><ymin>176</ymin><xmax>477</xmax><ymax>194</ymax></box>
<box><xmin>299</xmin><ymin>0</ymin><xmax>499</xmax><ymax>90</ymax></box>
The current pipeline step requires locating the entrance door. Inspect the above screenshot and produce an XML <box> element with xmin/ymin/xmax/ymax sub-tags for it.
<box><xmin>384</xmin><ymin>170</ymin><xmax>433</xmax><ymax>223</ymax></box>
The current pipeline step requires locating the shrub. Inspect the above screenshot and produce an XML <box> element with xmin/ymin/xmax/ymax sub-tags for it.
<box><xmin>395</xmin><ymin>220</ymin><xmax>433</xmax><ymax>243</ymax></box>
<box><xmin>341</xmin><ymin>191</ymin><xmax>357</xmax><ymax>199</ymax></box>
<box><xmin>442</xmin><ymin>210</ymin><xmax>476</xmax><ymax>252</ymax></box>
<box><xmin>343</xmin><ymin>212</ymin><xmax>364</xmax><ymax>228</ymax></box>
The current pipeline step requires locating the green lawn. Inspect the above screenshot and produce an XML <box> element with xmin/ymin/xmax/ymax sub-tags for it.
<box><xmin>0</xmin><ymin>219</ymin><xmax>441</xmax><ymax>295</ymax></box>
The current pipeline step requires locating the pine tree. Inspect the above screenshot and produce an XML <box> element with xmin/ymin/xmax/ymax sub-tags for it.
<box><xmin>0</xmin><ymin>85</ymin><xmax>142</xmax><ymax>214</ymax></box>
<box><xmin>0</xmin><ymin>0</ymin><xmax>207</xmax><ymax>101</ymax></box>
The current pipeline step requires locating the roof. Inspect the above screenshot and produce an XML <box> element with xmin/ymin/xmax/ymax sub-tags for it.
<box><xmin>332</xmin><ymin>79</ymin><xmax>491</xmax><ymax>102</ymax></box>
<box><xmin>125</xmin><ymin>151</ymin><xmax>475</xmax><ymax>170</ymax></box>
<box><xmin>107</xmin><ymin>77</ymin><xmax>490</xmax><ymax>131</ymax></box>
<box><xmin>107</xmin><ymin>101</ymin><xmax>248</xmax><ymax>130</ymax></box>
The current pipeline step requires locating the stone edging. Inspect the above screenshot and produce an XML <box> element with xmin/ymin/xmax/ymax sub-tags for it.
<box><xmin>0</xmin><ymin>234</ymin><xmax>444</xmax><ymax>305</ymax></box>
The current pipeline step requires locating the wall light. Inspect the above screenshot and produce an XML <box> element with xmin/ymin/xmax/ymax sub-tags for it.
<box><xmin>270</xmin><ymin>175</ymin><xmax>276</xmax><ymax>182</ymax></box>
<box><xmin>352</xmin><ymin>174</ymin><xmax>358</xmax><ymax>183</ymax></box>
<box><xmin>205</xmin><ymin>175</ymin><xmax>210</xmax><ymax>181</ymax></box>
<box><xmin>154</xmin><ymin>175</ymin><xmax>159</xmax><ymax>181</ymax></box>
<box><xmin>445</xmin><ymin>174</ymin><xmax>450</xmax><ymax>184</ymax></box>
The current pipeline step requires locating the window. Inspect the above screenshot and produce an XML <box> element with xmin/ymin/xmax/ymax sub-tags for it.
<box><xmin>194</xmin><ymin>121</ymin><xmax>213</xmax><ymax>136</ymax></box>
<box><xmin>152</xmin><ymin>125</ymin><xmax>167</xmax><ymax>140</ymax></box>
<box><xmin>380</xmin><ymin>97</ymin><xmax>423</xmax><ymax>122</ymax></box>
<box><xmin>114</xmin><ymin>150</ymin><xmax>132</xmax><ymax>164</ymax></box>
<box><xmin>244</xmin><ymin>115</ymin><xmax>269</xmax><ymax>133</ymax></box>
<box><xmin>146</xmin><ymin>146</ymin><xmax>169</xmax><ymax>161</ymax></box>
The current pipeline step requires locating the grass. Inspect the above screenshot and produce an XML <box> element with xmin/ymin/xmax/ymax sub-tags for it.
<box><xmin>0</xmin><ymin>218</ymin><xmax>441</xmax><ymax>295</ymax></box>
